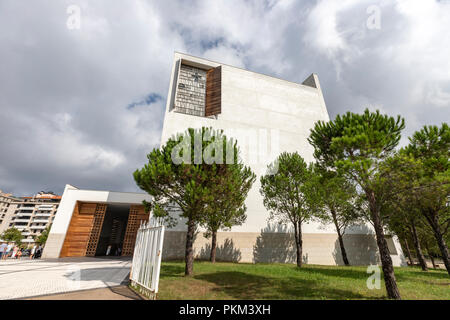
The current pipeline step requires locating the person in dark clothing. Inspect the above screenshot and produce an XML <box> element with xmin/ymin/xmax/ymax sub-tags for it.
<box><xmin>34</xmin><ymin>246</ymin><xmax>43</xmax><ymax>259</ymax></box>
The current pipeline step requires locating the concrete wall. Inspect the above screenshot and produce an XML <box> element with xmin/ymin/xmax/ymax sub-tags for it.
<box><xmin>42</xmin><ymin>184</ymin><xmax>152</xmax><ymax>259</ymax></box>
<box><xmin>162</xmin><ymin>230</ymin><xmax>406</xmax><ymax>266</ymax></box>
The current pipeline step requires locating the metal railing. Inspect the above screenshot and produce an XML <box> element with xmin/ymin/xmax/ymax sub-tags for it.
<box><xmin>130</xmin><ymin>220</ymin><xmax>165</xmax><ymax>299</ymax></box>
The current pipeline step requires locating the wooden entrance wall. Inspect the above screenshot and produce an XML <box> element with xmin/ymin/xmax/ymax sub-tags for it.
<box><xmin>60</xmin><ymin>202</ymin><xmax>107</xmax><ymax>257</ymax></box>
<box><xmin>121</xmin><ymin>205</ymin><xmax>149</xmax><ymax>256</ymax></box>
<box><xmin>205</xmin><ymin>66</ymin><xmax>221</xmax><ymax>116</ymax></box>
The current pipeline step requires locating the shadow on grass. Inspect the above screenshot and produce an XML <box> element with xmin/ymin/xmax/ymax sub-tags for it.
<box><xmin>298</xmin><ymin>265</ymin><xmax>450</xmax><ymax>288</ymax></box>
<box><xmin>296</xmin><ymin>264</ymin><xmax>449</xmax><ymax>282</ymax></box>
<box><xmin>394</xmin><ymin>267</ymin><xmax>450</xmax><ymax>282</ymax></box>
<box><xmin>295</xmin><ymin>266</ymin><xmax>370</xmax><ymax>281</ymax></box>
<box><xmin>194</xmin><ymin>271</ymin><xmax>377</xmax><ymax>300</ymax></box>
<box><xmin>160</xmin><ymin>264</ymin><xmax>185</xmax><ymax>278</ymax></box>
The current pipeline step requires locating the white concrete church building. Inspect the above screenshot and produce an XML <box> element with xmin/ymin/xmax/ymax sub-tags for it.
<box><xmin>42</xmin><ymin>52</ymin><xmax>405</xmax><ymax>266</ymax></box>
<box><xmin>160</xmin><ymin>52</ymin><xmax>406</xmax><ymax>266</ymax></box>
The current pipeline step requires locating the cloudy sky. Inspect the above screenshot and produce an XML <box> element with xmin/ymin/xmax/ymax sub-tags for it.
<box><xmin>0</xmin><ymin>0</ymin><xmax>449</xmax><ymax>196</ymax></box>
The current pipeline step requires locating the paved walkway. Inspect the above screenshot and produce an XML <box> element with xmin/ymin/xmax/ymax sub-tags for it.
<box><xmin>0</xmin><ymin>257</ymin><xmax>133</xmax><ymax>300</ymax></box>
<box><xmin>27</xmin><ymin>285</ymin><xmax>143</xmax><ymax>300</ymax></box>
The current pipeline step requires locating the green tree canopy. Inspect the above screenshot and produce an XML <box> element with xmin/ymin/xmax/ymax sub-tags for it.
<box><xmin>134</xmin><ymin>127</ymin><xmax>254</xmax><ymax>275</ymax></box>
<box><xmin>406</xmin><ymin>123</ymin><xmax>449</xmax><ymax>176</ymax></box>
<box><xmin>380</xmin><ymin>153</ymin><xmax>429</xmax><ymax>271</ymax></box>
<box><xmin>404</xmin><ymin>123</ymin><xmax>450</xmax><ymax>274</ymax></box>
<box><xmin>1</xmin><ymin>227</ymin><xmax>23</xmax><ymax>246</ymax></box>
<box><xmin>35</xmin><ymin>226</ymin><xmax>51</xmax><ymax>246</ymax></box>
<box><xmin>201</xmin><ymin>159</ymin><xmax>255</xmax><ymax>263</ymax></box>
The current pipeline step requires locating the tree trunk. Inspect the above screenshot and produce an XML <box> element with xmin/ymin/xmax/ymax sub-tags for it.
<box><xmin>368</xmin><ymin>191</ymin><xmax>401</xmax><ymax>300</ymax></box>
<box><xmin>331</xmin><ymin>208</ymin><xmax>350</xmax><ymax>266</ymax></box>
<box><xmin>426</xmin><ymin>213</ymin><xmax>450</xmax><ymax>275</ymax></box>
<box><xmin>410</xmin><ymin>221</ymin><xmax>428</xmax><ymax>271</ymax></box>
<box><xmin>402</xmin><ymin>238</ymin><xmax>414</xmax><ymax>266</ymax></box>
<box><xmin>424</xmin><ymin>243</ymin><xmax>436</xmax><ymax>269</ymax></box>
<box><xmin>293</xmin><ymin>220</ymin><xmax>303</xmax><ymax>267</ymax></box>
<box><xmin>185</xmin><ymin>219</ymin><xmax>196</xmax><ymax>276</ymax></box>
<box><xmin>210</xmin><ymin>230</ymin><xmax>217</xmax><ymax>263</ymax></box>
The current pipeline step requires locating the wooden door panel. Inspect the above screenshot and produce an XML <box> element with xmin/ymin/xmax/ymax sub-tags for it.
<box><xmin>60</xmin><ymin>202</ymin><xmax>107</xmax><ymax>257</ymax></box>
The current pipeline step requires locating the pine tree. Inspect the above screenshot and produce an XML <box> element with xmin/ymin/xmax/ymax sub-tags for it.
<box><xmin>405</xmin><ymin>123</ymin><xmax>450</xmax><ymax>275</ymax></box>
<box><xmin>260</xmin><ymin>152</ymin><xmax>315</xmax><ymax>267</ymax></box>
<box><xmin>134</xmin><ymin>127</ymin><xmax>254</xmax><ymax>275</ymax></box>
<box><xmin>309</xmin><ymin>109</ymin><xmax>404</xmax><ymax>299</ymax></box>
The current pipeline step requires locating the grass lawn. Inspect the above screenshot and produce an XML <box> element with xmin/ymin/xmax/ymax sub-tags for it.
<box><xmin>157</xmin><ymin>261</ymin><xmax>449</xmax><ymax>300</ymax></box>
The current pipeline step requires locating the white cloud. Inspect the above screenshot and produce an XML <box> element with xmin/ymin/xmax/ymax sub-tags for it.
<box><xmin>0</xmin><ymin>0</ymin><xmax>448</xmax><ymax>195</ymax></box>
<box><xmin>305</xmin><ymin>0</ymin><xmax>354</xmax><ymax>55</ymax></box>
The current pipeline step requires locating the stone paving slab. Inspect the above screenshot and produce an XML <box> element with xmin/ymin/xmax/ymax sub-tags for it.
<box><xmin>0</xmin><ymin>257</ymin><xmax>132</xmax><ymax>300</ymax></box>
<box><xmin>26</xmin><ymin>285</ymin><xmax>143</xmax><ymax>300</ymax></box>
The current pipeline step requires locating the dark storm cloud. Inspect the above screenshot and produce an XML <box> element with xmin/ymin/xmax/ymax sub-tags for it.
<box><xmin>0</xmin><ymin>0</ymin><xmax>448</xmax><ymax>196</ymax></box>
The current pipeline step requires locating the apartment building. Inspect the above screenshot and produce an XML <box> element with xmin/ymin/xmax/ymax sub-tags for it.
<box><xmin>5</xmin><ymin>191</ymin><xmax>61</xmax><ymax>245</ymax></box>
<box><xmin>0</xmin><ymin>190</ymin><xmax>20</xmax><ymax>234</ymax></box>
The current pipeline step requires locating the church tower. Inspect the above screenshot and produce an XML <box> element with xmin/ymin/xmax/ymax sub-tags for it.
<box><xmin>159</xmin><ymin>52</ymin><xmax>405</xmax><ymax>266</ymax></box>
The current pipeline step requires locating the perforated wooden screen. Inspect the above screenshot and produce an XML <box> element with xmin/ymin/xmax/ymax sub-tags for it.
<box><xmin>85</xmin><ymin>203</ymin><xmax>107</xmax><ymax>256</ymax></box>
<box><xmin>122</xmin><ymin>205</ymin><xmax>149</xmax><ymax>256</ymax></box>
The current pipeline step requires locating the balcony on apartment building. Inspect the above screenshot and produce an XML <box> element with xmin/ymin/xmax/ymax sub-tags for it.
<box><xmin>18</xmin><ymin>207</ymin><xmax>34</xmax><ymax>212</ymax></box>
<box><xmin>13</xmin><ymin>220</ymin><xmax>28</xmax><ymax>224</ymax></box>
<box><xmin>17</xmin><ymin>211</ymin><xmax>33</xmax><ymax>216</ymax></box>
<box><xmin>37</xmin><ymin>204</ymin><xmax>54</xmax><ymax>209</ymax></box>
<box><xmin>33</xmin><ymin>219</ymin><xmax>49</xmax><ymax>223</ymax></box>
<box><xmin>35</xmin><ymin>212</ymin><xmax>51</xmax><ymax>216</ymax></box>
<box><xmin>30</xmin><ymin>225</ymin><xmax>47</xmax><ymax>230</ymax></box>
<box><xmin>19</xmin><ymin>203</ymin><xmax>35</xmax><ymax>207</ymax></box>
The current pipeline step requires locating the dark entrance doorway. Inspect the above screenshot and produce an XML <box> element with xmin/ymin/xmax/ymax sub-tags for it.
<box><xmin>95</xmin><ymin>204</ymin><xmax>130</xmax><ymax>256</ymax></box>
<box><xmin>60</xmin><ymin>202</ymin><xmax>149</xmax><ymax>258</ymax></box>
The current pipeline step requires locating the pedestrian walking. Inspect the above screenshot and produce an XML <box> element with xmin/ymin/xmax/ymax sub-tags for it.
<box><xmin>35</xmin><ymin>245</ymin><xmax>43</xmax><ymax>259</ymax></box>
<box><xmin>30</xmin><ymin>245</ymin><xmax>36</xmax><ymax>259</ymax></box>
<box><xmin>106</xmin><ymin>245</ymin><xmax>112</xmax><ymax>256</ymax></box>
<box><xmin>16</xmin><ymin>248</ymin><xmax>23</xmax><ymax>259</ymax></box>
<box><xmin>11</xmin><ymin>246</ymin><xmax>18</xmax><ymax>259</ymax></box>
<box><xmin>0</xmin><ymin>242</ymin><xmax>7</xmax><ymax>260</ymax></box>
<box><xmin>5</xmin><ymin>243</ymin><xmax>13</xmax><ymax>259</ymax></box>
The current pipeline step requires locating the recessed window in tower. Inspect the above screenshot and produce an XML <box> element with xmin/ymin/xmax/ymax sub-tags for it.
<box><xmin>174</xmin><ymin>64</ymin><xmax>207</xmax><ymax>117</ymax></box>
<box><xmin>173</xmin><ymin>62</ymin><xmax>221</xmax><ymax>118</ymax></box>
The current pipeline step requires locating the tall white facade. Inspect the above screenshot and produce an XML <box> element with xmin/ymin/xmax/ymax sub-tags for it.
<box><xmin>160</xmin><ymin>52</ymin><xmax>405</xmax><ymax>266</ymax></box>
